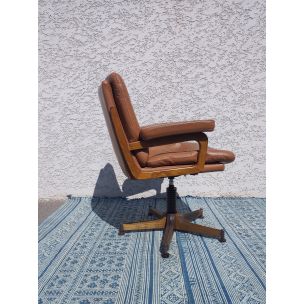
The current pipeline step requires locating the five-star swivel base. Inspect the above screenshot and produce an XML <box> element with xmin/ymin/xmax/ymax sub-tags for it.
<box><xmin>119</xmin><ymin>177</ymin><xmax>226</xmax><ymax>258</ymax></box>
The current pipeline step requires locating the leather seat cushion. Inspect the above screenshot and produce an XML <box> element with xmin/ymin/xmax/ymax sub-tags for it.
<box><xmin>206</xmin><ymin>147</ymin><xmax>236</xmax><ymax>165</ymax></box>
<box><xmin>149</xmin><ymin>141</ymin><xmax>199</xmax><ymax>157</ymax></box>
<box><xmin>147</xmin><ymin>151</ymin><xmax>198</xmax><ymax>167</ymax></box>
<box><xmin>134</xmin><ymin>141</ymin><xmax>235</xmax><ymax>168</ymax></box>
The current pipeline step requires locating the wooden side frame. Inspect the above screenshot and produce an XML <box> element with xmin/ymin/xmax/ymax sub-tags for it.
<box><xmin>109</xmin><ymin>107</ymin><xmax>209</xmax><ymax>180</ymax></box>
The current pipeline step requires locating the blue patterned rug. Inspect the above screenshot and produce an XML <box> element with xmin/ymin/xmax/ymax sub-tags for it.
<box><xmin>39</xmin><ymin>197</ymin><xmax>265</xmax><ymax>304</ymax></box>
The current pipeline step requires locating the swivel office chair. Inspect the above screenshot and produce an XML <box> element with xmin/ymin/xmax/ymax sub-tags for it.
<box><xmin>99</xmin><ymin>72</ymin><xmax>235</xmax><ymax>258</ymax></box>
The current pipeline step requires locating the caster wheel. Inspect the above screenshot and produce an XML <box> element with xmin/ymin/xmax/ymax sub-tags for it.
<box><xmin>161</xmin><ymin>252</ymin><xmax>170</xmax><ymax>258</ymax></box>
<box><xmin>118</xmin><ymin>227</ymin><xmax>125</xmax><ymax>235</ymax></box>
<box><xmin>219</xmin><ymin>230</ymin><xmax>226</xmax><ymax>242</ymax></box>
<box><xmin>197</xmin><ymin>208</ymin><xmax>204</xmax><ymax>219</ymax></box>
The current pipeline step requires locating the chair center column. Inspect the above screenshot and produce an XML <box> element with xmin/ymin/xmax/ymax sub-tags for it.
<box><xmin>166</xmin><ymin>177</ymin><xmax>177</xmax><ymax>214</ymax></box>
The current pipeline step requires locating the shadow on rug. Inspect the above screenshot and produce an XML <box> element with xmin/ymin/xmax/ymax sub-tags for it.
<box><xmin>39</xmin><ymin>196</ymin><xmax>265</xmax><ymax>304</ymax></box>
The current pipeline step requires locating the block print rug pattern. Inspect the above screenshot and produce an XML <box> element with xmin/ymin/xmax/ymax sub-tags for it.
<box><xmin>39</xmin><ymin>197</ymin><xmax>265</xmax><ymax>303</ymax></box>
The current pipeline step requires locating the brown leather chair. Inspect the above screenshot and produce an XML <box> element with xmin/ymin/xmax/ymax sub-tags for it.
<box><xmin>99</xmin><ymin>72</ymin><xmax>235</xmax><ymax>258</ymax></box>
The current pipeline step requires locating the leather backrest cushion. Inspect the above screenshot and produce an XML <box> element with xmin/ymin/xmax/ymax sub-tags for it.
<box><xmin>106</xmin><ymin>72</ymin><xmax>140</xmax><ymax>142</ymax></box>
<box><xmin>99</xmin><ymin>81</ymin><xmax>131</xmax><ymax>177</ymax></box>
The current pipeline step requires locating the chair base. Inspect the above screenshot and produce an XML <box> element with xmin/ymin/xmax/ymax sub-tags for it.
<box><xmin>119</xmin><ymin>178</ymin><xmax>226</xmax><ymax>258</ymax></box>
<box><xmin>119</xmin><ymin>208</ymin><xmax>225</xmax><ymax>258</ymax></box>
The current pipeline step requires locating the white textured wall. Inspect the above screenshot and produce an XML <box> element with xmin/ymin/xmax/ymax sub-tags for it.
<box><xmin>39</xmin><ymin>0</ymin><xmax>265</xmax><ymax>198</ymax></box>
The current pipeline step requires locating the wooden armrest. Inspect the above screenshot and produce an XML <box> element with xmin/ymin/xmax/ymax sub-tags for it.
<box><xmin>140</xmin><ymin>120</ymin><xmax>215</xmax><ymax>141</ymax></box>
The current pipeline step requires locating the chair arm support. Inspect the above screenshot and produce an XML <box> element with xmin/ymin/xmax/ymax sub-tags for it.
<box><xmin>129</xmin><ymin>132</ymin><xmax>208</xmax><ymax>171</ymax></box>
<box><xmin>128</xmin><ymin>132</ymin><xmax>207</xmax><ymax>150</ymax></box>
<box><xmin>139</xmin><ymin>120</ymin><xmax>215</xmax><ymax>141</ymax></box>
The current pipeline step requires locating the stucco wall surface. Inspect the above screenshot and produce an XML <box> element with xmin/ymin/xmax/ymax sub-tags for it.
<box><xmin>39</xmin><ymin>0</ymin><xmax>265</xmax><ymax>198</ymax></box>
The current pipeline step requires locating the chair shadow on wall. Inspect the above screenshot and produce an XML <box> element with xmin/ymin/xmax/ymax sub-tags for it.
<box><xmin>91</xmin><ymin>163</ymin><xmax>189</xmax><ymax>230</ymax></box>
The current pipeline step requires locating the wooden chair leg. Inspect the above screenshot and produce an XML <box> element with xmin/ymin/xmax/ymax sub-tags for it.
<box><xmin>175</xmin><ymin>216</ymin><xmax>226</xmax><ymax>242</ymax></box>
<box><xmin>148</xmin><ymin>207</ymin><xmax>164</xmax><ymax>219</ymax></box>
<box><xmin>160</xmin><ymin>214</ymin><xmax>175</xmax><ymax>258</ymax></box>
<box><xmin>181</xmin><ymin>208</ymin><xmax>203</xmax><ymax>222</ymax></box>
<box><xmin>119</xmin><ymin>217</ymin><xmax>166</xmax><ymax>235</ymax></box>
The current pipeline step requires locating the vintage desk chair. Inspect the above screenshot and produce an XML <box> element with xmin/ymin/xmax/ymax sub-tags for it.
<box><xmin>99</xmin><ymin>72</ymin><xmax>235</xmax><ymax>258</ymax></box>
